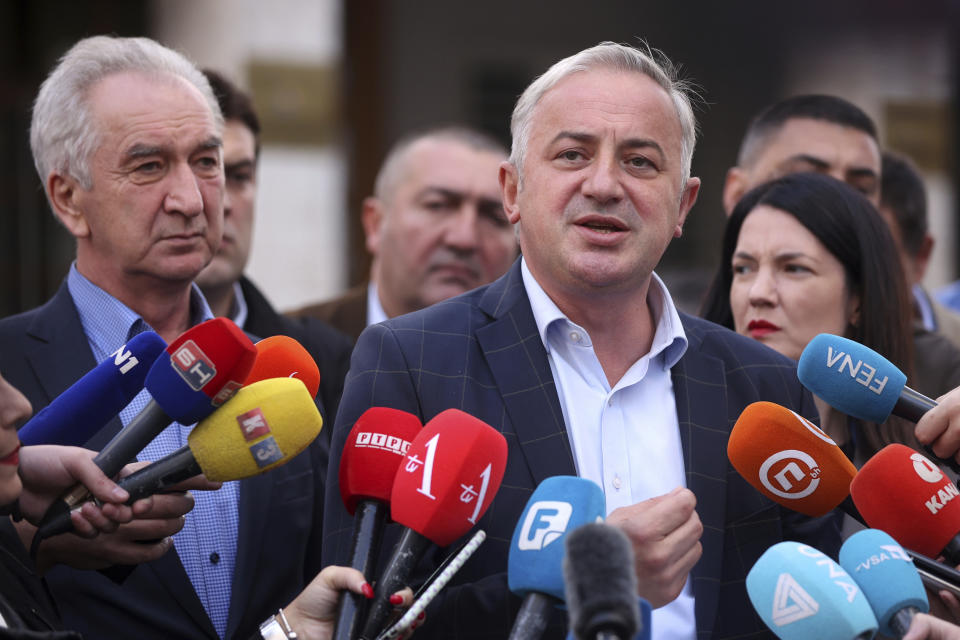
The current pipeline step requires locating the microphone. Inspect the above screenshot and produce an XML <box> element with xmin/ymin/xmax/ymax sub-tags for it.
<box><xmin>563</xmin><ymin>523</ymin><xmax>642</xmax><ymax>640</ymax></box>
<box><xmin>838</xmin><ymin>529</ymin><xmax>929</xmax><ymax>638</ymax></box>
<box><xmin>728</xmin><ymin>401</ymin><xmax>857</xmax><ymax>516</ymax></box>
<box><xmin>797</xmin><ymin>333</ymin><xmax>958</xmax><ymax>472</ymax></box>
<box><xmin>245</xmin><ymin>335</ymin><xmax>321</xmax><ymax>398</ymax></box>
<box><xmin>359</xmin><ymin>408</ymin><xmax>508</xmax><ymax>640</ymax></box>
<box><xmin>506</xmin><ymin>476</ymin><xmax>606</xmax><ymax>640</ymax></box>
<box><xmin>746</xmin><ymin>541</ymin><xmax>877</xmax><ymax>640</ymax></box>
<box><xmin>36</xmin><ymin>377</ymin><xmax>322</xmax><ymax>539</ymax></box>
<box><xmin>850</xmin><ymin>443</ymin><xmax>960</xmax><ymax>563</ymax></box>
<box><xmin>333</xmin><ymin>407</ymin><xmax>423</xmax><ymax>640</ymax></box>
<box><xmin>17</xmin><ymin>331</ymin><xmax>167</xmax><ymax>446</ymax></box>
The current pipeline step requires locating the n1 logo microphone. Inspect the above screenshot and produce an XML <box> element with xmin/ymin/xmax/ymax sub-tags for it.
<box><xmin>506</xmin><ymin>476</ymin><xmax>605</xmax><ymax>640</ymax></box>
<box><xmin>333</xmin><ymin>407</ymin><xmax>422</xmax><ymax>640</ymax></box>
<box><xmin>797</xmin><ymin>334</ymin><xmax>958</xmax><ymax>473</ymax></box>
<box><xmin>245</xmin><ymin>335</ymin><xmax>321</xmax><ymax>398</ymax></box>
<box><xmin>35</xmin><ymin>377</ymin><xmax>322</xmax><ymax>540</ymax></box>
<box><xmin>746</xmin><ymin>542</ymin><xmax>877</xmax><ymax>640</ymax></box>
<box><xmin>850</xmin><ymin>444</ymin><xmax>960</xmax><ymax>563</ymax></box>
<box><xmin>360</xmin><ymin>409</ymin><xmax>507</xmax><ymax>640</ymax></box>
<box><xmin>839</xmin><ymin>529</ymin><xmax>928</xmax><ymax>638</ymax></box>
<box><xmin>728</xmin><ymin>402</ymin><xmax>857</xmax><ymax>516</ymax></box>
<box><xmin>18</xmin><ymin>331</ymin><xmax>167</xmax><ymax>447</ymax></box>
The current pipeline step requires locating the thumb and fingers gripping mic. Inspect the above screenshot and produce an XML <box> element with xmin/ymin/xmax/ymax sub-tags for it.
<box><xmin>728</xmin><ymin>401</ymin><xmax>857</xmax><ymax>517</ymax></box>
<box><xmin>359</xmin><ymin>408</ymin><xmax>507</xmax><ymax>639</ymax></box>
<box><xmin>506</xmin><ymin>476</ymin><xmax>606</xmax><ymax>640</ymax></box>
<box><xmin>747</xmin><ymin>541</ymin><xmax>877</xmax><ymax>640</ymax></box>
<box><xmin>798</xmin><ymin>333</ymin><xmax>957</xmax><ymax>473</ymax></box>
<box><xmin>839</xmin><ymin>529</ymin><xmax>928</xmax><ymax>638</ymax></box>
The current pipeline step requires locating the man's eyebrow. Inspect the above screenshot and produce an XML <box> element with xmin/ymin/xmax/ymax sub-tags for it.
<box><xmin>417</xmin><ymin>186</ymin><xmax>465</xmax><ymax>199</ymax></box>
<box><xmin>846</xmin><ymin>166</ymin><xmax>879</xmax><ymax>179</ymax></box>
<box><xmin>783</xmin><ymin>154</ymin><xmax>831</xmax><ymax>170</ymax></box>
<box><xmin>225</xmin><ymin>159</ymin><xmax>255</xmax><ymax>172</ymax></box>
<box><xmin>549</xmin><ymin>131</ymin><xmax>596</xmax><ymax>146</ymax></box>
<box><xmin>196</xmin><ymin>136</ymin><xmax>222</xmax><ymax>152</ymax></box>
<box><xmin>123</xmin><ymin>143</ymin><xmax>164</xmax><ymax>161</ymax></box>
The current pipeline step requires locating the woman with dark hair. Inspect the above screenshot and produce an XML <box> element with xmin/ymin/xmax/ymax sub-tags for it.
<box><xmin>701</xmin><ymin>171</ymin><xmax>915</xmax><ymax>461</ymax></box>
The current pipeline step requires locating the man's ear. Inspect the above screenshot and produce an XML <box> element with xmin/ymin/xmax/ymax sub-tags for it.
<box><xmin>499</xmin><ymin>161</ymin><xmax>521</xmax><ymax>225</ymax></box>
<box><xmin>674</xmin><ymin>177</ymin><xmax>700</xmax><ymax>238</ymax></box>
<box><xmin>913</xmin><ymin>233</ymin><xmax>935</xmax><ymax>283</ymax></box>
<box><xmin>48</xmin><ymin>173</ymin><xmax>90</xmax><ymax>238</ymax></box>
<box><xmin>361</xmin><ymin>197</ymin><xmax>385</xmax><ymax>255</ymax></box>
<box><xmin>722</xmin><ymin>167</ymin><xmax>749</xmax><ymax>217</ymax></box>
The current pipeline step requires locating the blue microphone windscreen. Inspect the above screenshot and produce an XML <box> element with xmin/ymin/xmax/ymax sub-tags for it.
<box><xmin>145</xmin><ymin>352</ymin><xmax>216</xmax><ymax>425</ymax></box>
<box><xmin>18</xmin><ymin>332</ymin><xmax>166</xmax><ymax>446</ymax></box>
<box><xmin>508</xmin><ymin>476</ymin><xmax>605</xmax><ymax>601</ymax></box>
<box><xmin>839</xmin><ymin>529</ymin><xmax>929</xmax><ymax>636</ymax></box>
<box><xmin>797</xmin><ymin>334</ymin><xmax>906</xmax><ymax>424</ymax></box>
<box><xmin>746</xmin><ymin>541</ymin><xmax>877</xmax><ymax>640</ymax></box>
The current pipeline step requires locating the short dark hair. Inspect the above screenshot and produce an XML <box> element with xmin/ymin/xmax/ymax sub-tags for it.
<box><xmin>881</xmin><ymin>150</ymin><xmax>928</xmax><ymax>258</ymax></box>
<box><xmin>202</xmin><ymin>68</ymin><xmax>261</xmax><ymax>157</ymax></box>
<box><xmin>737</xmin><ymin>95</ymin><xmax>878</xmax><ymax>167</ymax></box>
<box><xmin>701</xmin><ymin>172</ymin><xmax>915</xmax><ymax>458</ymax></box>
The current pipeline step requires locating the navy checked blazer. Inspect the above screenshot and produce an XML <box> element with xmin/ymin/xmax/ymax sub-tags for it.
<box><xmin>322</xmin><ymin>260</ymin><xmax>840</xmax><ymax>640</ymax></box>
<box><xmin>0</xmin><ymin>282</ymin><xmax>327</xmax><ymax>640</ymax></box>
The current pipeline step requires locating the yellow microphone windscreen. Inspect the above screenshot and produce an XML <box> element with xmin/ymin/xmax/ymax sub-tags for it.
<box><xmin>188</xmin><ymin>377</ymin><xmax>322</xmax><ymax>481</ymax></box>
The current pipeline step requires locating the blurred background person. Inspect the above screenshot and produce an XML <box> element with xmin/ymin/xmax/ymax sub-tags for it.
<box><xmin>290</xmin><ymin>126</ymin><xmax>518</xmax><ymax>340</ymax></box>
<box><xmin>701</xmin><ymin>172</ymin><xmax>916</xmax><ymax>463</ymax></box>
<box><xmin>194</xmin><ymin>69</ymin><xmax>353</xmax><ymax>423</ymax></box>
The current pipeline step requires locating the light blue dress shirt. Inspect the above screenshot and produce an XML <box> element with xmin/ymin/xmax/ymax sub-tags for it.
<box><xmin>67</xmin><ymin>264</ymin><xmax>239</xmax><ymax>638</ymax></box>
<box><xmin>521</xmin><ymin>258</ymin><xmax>696</xmax><ymax>640</ymax></box>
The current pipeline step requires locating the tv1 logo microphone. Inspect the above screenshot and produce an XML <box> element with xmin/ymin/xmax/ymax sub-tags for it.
<box><xmin>839</xmin><ymin>529</ymin><xmax>929</xmax><ymax>638</ymax></box>
<box><xmin>506</xmin><ymin>476</ymin><xmax>606</xmax><ymax>640</ymax></box>
<box><xmin>334</xmin><ymin>407</ymin><xmax>422</xmax><ymax>640</ymax></box>
<box><xmin>728</xmin><ymin>402</ymin><xmax>857</xmax><ymax>517</ymax></box>
<box><xmin>797</xmin><ymin>333</ymin><xmax>959</xmax><ymax>473</ymax></box>
<box><xmin>245</xmin><ymin>335</ymin><xmax>321</xmax><ymax>398</ymax></box>
<box><xmin>563</xmin><ymin>523</ymin><xmax>646</xmax><ymax>640</ymax></box>
<box><xmin>850</xmin><ymin>443</ymin><xmax>960</xmax><ymax>563</ymax></box>
<box><xmin>35</xmin><ymin>377</ymin><xmax>322</xmax><ymax>540</ymax></box>
<box><xmin>17</xmin><ymin>331</ymin><xmax>167</xmax><ymax>447</ymax></box>
<box><xmin>359</xmin><ymin>408</ymin><xmax>508</xmax><ymax>640</ymax></box>
<box><xmin>746</xmin><ymin>542</ymin><xmax>877</xmax><ymax>640</ymax></box>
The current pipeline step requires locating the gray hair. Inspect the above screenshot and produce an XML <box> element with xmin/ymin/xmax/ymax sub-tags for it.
<box><xmin>509</xmin><ymin>41</ymin><xmax>698</xmax><ymax>184</ymax></box>
<box><xmin>30</xmin><ymin>35</ymin><xmax>222</xmax><ymax>196</ymax></box>
<box><xmin>373</xmin><ymin>125</ymin><xmax>508</xmax><ymax>202</ymax></box>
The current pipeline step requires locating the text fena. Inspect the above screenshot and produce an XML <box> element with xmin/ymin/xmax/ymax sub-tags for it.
<box><xmin>825</xmin><ymin>347</ymin><xmax>888</xmax><ymax>395</ymax></box>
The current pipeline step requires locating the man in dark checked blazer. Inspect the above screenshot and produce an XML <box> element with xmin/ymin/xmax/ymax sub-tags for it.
<box><xmin>323</xmin><ymin>42</ymin><xmax>839</xmax><ymax>640</ymax></box>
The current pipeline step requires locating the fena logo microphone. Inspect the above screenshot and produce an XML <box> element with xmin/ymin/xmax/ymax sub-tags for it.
<box><xmin>912</xmin><ymin>452</ymin><xmax>944</xmax><ymax>483</ymax></box>
<box><xmin>517</xmin><ymin>501</ymin><xmax>573</xmax><ymax>551</ymax></box>
<box><xmin>823</xmin><ymin>345</ymin><xmax>890</xmax><ymax>396</ymax></box>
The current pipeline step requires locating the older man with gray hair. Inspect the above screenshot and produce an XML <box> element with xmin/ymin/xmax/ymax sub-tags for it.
<box><xmin>322</xmin><ymin>41</ymin><xmax>838</xmax><ymax>639</ymax></box>
<box><xmin>0</xmin><ymin>36</ymin><xmax>327</xmax><ymax>640</ymax></box>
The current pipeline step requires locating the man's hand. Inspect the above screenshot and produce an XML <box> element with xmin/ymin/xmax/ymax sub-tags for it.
<box><xmin>605</xmin><ymin>487</ymin><xmax>703</xmax><ymax>608</ymax></box>
<box><xmin>904</xmin><ymin>613</ymin><xmax>960</xmax><ymax>640</ymax></box>
<box><xmin>916</xmin><ymin>387</ymin><xmax>960</xmax><ymax>463</ymax></box>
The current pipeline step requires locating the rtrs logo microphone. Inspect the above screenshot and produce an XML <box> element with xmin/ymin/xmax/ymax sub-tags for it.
<box><xmin>355</xmin><ymin>431</ymin><xmax>411</xmax><ymax>456</ymax></box>
<box><xmin>171</xmin><ymin>340</ymin><xmax>217</xmax><ymax>391</ymax></box>
<box><xmin>772</xmin><ymin>573</ymin><xmax>820</xmax><ymax>626</ymax></box>
<box><xmin>517</xmin><ymin>501</ymin><xmax>574</xmax><ymax>551</ymax></box>
<box><xmin>912</xmin><ymin>452</ymin><xmax>944</xmax><ymax>483</ymax></box>
<box><xmin>759</xmin><ymin>450</ymin><xmax>822</xmax><ymax>500</ymax></box>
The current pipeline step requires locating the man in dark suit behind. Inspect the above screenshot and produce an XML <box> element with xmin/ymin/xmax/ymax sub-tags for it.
<box><xmin>289</xmin><ymin>126</ymin><xmax>519</xmax><ymax>340</ymax></box>
<box><xmin>322</xmin><ymin>42</ymin><xmax>838</xmax><ymax>639</ymax></box>
<box><xmin>194</xmin><ymin>70</ymin><xmax>353</xmax><ymax>425</ymax></box>
<box><xmin>0</xmin><ymin>36</ymin><xmax>326</xmax><ymax>640</ymax></box>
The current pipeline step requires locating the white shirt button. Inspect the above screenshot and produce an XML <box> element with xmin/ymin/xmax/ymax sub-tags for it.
<box><xmin>612</xmin><ymin>475</ymin><xmax>622</xmax><ymax>490</ymax></box>
<box><xmin>569</xmin><ymin>331</ymin><xmax>581</xmax><ymax>343</ymax></box>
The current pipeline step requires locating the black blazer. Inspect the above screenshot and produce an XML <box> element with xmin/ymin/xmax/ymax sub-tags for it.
<box><xmin>0</xmin><ymin>282</ymin><xmax>327</xmax><ymax>640</ymax></box>
<box><xmin>322</xmin><ymin>260</ymin><xmax>839</xmax><ymax>640</ymax></box>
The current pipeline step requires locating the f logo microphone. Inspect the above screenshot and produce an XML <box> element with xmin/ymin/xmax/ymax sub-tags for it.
<box><xmin>758</xmin><ymin>450</ymin><xmax>821</xmax><ymax>500</ymax></box>
<box><xmin>911</xmin><ymin>452</ymin><xmax>944</xmax><ymax>484</ymax></box>
<box><xmin>517</xmin><ymin>501</ymin><xmax>573</xmax><ymax>551</ymax></box>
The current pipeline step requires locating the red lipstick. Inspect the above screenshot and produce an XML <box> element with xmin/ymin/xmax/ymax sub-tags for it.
<box><xmin>747</xmin><ymin>319</ymin><xmax>780</xmax><ymax>338</ymax></box>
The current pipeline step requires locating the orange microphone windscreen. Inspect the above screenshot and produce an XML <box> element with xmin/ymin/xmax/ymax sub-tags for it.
<box><xmin>245</xmin><ymin>335</ymin><xmax>321</xmax><ymax>398</ymax></box>
<box><xmin>728</xmin><ymin>401</ymin><xmax>856</xmax><ymax>516</ymax></box>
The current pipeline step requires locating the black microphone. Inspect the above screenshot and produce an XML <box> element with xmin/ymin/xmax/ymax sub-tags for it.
<box><xmin>563</xmin><ymin>523</ymin><xmax>640</xmax><ymax>640</ymax></box>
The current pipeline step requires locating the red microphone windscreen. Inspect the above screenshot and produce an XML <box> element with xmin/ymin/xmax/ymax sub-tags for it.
<box><xmin>166</xmin><ymin>317</ymin><xmax>257</xmax><ymax>405</ymax></box>
<box><xmin>850</xmin><ymin>444</ymin><xmax>960</xmax><ymax>558</ymax></box>
<box><xmin>339</xmin><ymin>407</ymin><xmax>423</xmax><ymax>515</ymax></box>
<box><xmin>391</xmin><ymin>408</ymin><xmax>507</xmax><ymax>547</ymax></box>
<box><xmin>245</xmin><ymin>335</ymin><xmax>321</xmax><ymax>398</ymax></box>
<box><xmin>728</xmin><ymin>401</ymin><xmax>856</xmax><ymax>516</ymax></box>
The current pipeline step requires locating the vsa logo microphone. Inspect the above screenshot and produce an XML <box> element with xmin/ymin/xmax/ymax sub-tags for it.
<box><xmin>517</xmin><ymin>501</ymin><xmax>573</xmax><ymax>551</ymax></box>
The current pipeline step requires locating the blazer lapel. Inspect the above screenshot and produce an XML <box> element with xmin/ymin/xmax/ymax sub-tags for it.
<box><xmin>475</xmin><ymin>263</ymin><xmax>576</xmax><ymax>484</ymax></box>
<box><xmin>224</xmin><ymin>473</ymin><xmax>273</xmax><ymax>638</ymax></box>
<box><xmin>672</xmin><ymin>320</ymin><xmax>729</xmax><ymax>639</ymax></box>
